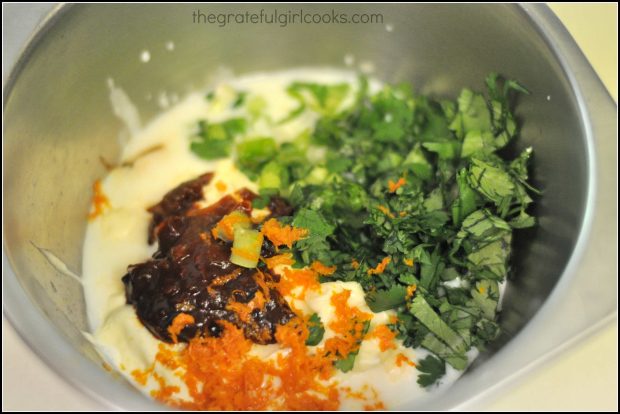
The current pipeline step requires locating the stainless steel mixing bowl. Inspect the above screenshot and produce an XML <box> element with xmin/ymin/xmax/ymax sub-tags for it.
<box><xmin>3</xmin><ymin>4</ymin><xmax>617</xmax><ymax>410</ymax></box>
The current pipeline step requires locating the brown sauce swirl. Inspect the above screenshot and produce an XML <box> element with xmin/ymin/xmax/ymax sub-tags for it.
<box><xmin>122</xmin><ymin>173</ymin><xmax>296</xmax><ymax>344</ymax></box>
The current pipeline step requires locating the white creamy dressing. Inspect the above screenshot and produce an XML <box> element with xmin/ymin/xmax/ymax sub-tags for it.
<box><xmin>83</xmin><ymin>68</ymin><xmax>475</xmax><ymax>410</ymax></box>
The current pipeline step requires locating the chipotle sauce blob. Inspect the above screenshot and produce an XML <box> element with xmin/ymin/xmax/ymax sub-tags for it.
<box><xmin>122</xmin><ymin>173</ymin><xmax>296</xmax><ymax>344</ymax></box>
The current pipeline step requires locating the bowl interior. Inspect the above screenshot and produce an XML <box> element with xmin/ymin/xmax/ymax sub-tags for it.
<box><xmin>3</xmin><ymin>4</ymin><xmax>589</xmax><ymax>409</ymax></box>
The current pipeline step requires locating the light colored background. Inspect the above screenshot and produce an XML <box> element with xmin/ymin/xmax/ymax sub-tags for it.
<box><xmin>2</xmin><ymin>3</ymin><xmax>617</xmax><ymax>411</ymax></box>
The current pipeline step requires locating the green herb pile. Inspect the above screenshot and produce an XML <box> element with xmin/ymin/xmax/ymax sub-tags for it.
<box><xmin>190</xmin><ymin>74</ymin><xmax>538</xmax><ymax>387</ymax></box>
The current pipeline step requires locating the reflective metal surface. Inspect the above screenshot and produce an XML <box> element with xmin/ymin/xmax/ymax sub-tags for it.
<box><xmin>3</xmin><ymin>4</ymin><xmax>617</xmax><ymax>410</ymax></box>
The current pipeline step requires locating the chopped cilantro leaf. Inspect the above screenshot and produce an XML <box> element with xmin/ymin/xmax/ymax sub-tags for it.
<box><xmin>232</xmin><ymin>91</ymin><xmax>247</xmax><ymax>108</ymax></box>
<box><xmin>305</xmin><ymin>313</ymin><xmax>325</xmax><ymax>346</ymax></box>
<box><xmin>190</xmin><ymin>118</ymin><xmax>247</xmax><ymax>160</ymax></box>
<box><xmin>212</xmin><ymin>73</ymin><xmax>538</xmax><ymax>388</ymax></box>
<box><xmin>334</xmin><ymin>351</ymin><xmax>357</xmax><ymax>373</ymax></box>
<box><xmin>236</xmin><ymin>137</ymin><xmax>278</xmax><ymax>173</ymax></box>
<box><xmin>409</xmin><ymin>295</ymin><xmax>468</xmax><ymax>355</ymax></box>
<box><xmin>365</xmin><ymin>285</ymin><xmax>408</xmax><ymax>313</ymax></box>
<box><xmin>416</xmin><ymin>355</ymin><xmax>446</xmax><ymax>388</ymax></box>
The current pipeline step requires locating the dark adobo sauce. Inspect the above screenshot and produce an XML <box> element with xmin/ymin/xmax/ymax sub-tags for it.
<box><xmin>122</xmin><ymin>173</ymin><xmax>296</xmax><ymax>344</ymax></box>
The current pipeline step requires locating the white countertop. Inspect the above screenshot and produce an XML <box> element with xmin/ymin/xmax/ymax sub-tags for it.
<box><xmin>2</xmin><ymin>3</ymin><xmax>617</xmax><ymax>411</ymax></box>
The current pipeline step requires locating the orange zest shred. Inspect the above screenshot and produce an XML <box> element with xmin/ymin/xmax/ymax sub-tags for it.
<box><xmin>280</xmin><ymin>267</ymin><xmax>320</xmax><ymax>299</ymax></box>
<box><xmin>261</xmin><ymin>218</ymin><xmax>308</xmax><ymax>248</ymax></box>
<box><xmin>155</xmin><ymin>344</ymin><xmax>181</xmax><ymax>371</ymax></box>
<box><xmin>254</xmin><ymin>269</ymin><xmax>272</xmax><ymax>301</ymax></box>
<box><xmin>132</xmin><ymin>364</ymin><xmax>154</xmax><ymax>386</ymax></box>
<box><xmin>377</xmin><ymin>205</ymin><xmax>395</xmax><ymax>219</ymax></box>
<box><xmin>322</xmin><ymin>289</ymin><xmax>372</xmax><ymax>360</ymax></box>
<box><xmin>365</xmin><ymin>401</ymin><xmax>387</xmax><ymax>410</ymax></box>
<box><xmin>127</xmin><ymin>236</ymin><xmax>395</xmax><ymax>410</ymax></box>
<box><xmin>145</xmin><ymin>320</ymin><xmax>344</xmax><ymax>410</ymax></box>
<box><xmin>342</xmin><ymin>384</ymin><xmax>385</xmax><ymax>410</ymax></box>
<box><xmin>362</xmin><ymin>385</ymin><xmax>386</xmax><ymax>410</ymax></box>
<box><xmin>341</xmin><ymin>386</ymin><xmax>367</xmax><ymax>401</ymax></box>
<box><xmin>211</xmin><ymin>211</ymin><xmax>251</xmax><ymax>240</ymax></box>
<box><xmin>168</xmin><ymin>313</ymin><xmax>195</xmax><ymax>343</ymax></box>
<box><xmin>226</xmin><ymin>301</ymin><xmax>253</xmax><ymax>323</ymax></box>
<box><xmin>151</xmin><ymin>371</ymin><xmax>181</xmax><ymax>401</ymax></box>
<box><xmin>88</xmin><ymin>180</ymin><xmax>110</xmax><ymax>220</ymax></box>
<box><xmin>406</xmin><ymin>284</ymin><xmax>417</xmax><ymax>299</ymax></box>
<box><xmin>366</xmin><ymin>325</ymin><xmax>397</xmax><ymax>352</ymax></box>
<box><xmin>311</xmin><ymin>261</ymin><xmax>337</xmax><ymax>275</ymax></box>
<box><xmin>395</xmin><ymin>353</ymin><xmax>416</xmax><ymax>368</ymax></box>
<box><xmin>226</xmin><ymin>291</ymin><xmax>266</xmax><ymax>323</ymax></box>
<box><xmin>367</xmin><ymin>257</ymin><xmax>391</xmax><ymax>275</ymax></box>
<box><xmin>210</xmin><ymin>269</ymin><xmax>243</xmax><ymax>287</ymax></box>
<box><xmin>215</xmin><ymin>180</ymin><xmax>227</xmax><ymax>192</ymax></box>
<box><xmin>403</xmin><ymin>258</ymin><xmax>414</xmax><ymax>267</ymax></box>
<box><xmin>137</xmin><ymin>299</ymin><xmax>385</xmax><ymax>410</ymax></box>
<box><xmin>388</xmin><ymin>177</ymin><xmax>406</xmax><ymax>192</ymax></box>
<box><xmin>262</xmin><ymin>253</ymin><xmax>295</xmax><ymax>270</ymax></box>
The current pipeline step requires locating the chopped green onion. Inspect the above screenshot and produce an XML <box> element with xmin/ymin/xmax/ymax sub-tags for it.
<box><xmin>230</xmin><ymin>227</ymin><xmax>263</xmax><ymax>268</ymax></box>
<box><xmin>213</xmin><ymin>211</ymin><xmax>252</xmax><ymax>241</ymax></box>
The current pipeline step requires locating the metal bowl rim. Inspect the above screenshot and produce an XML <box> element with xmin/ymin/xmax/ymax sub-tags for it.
<box><xmin>1</xmin><ymin>3</ymin><xmax>605</xmax><ymax>410</ymax></box>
